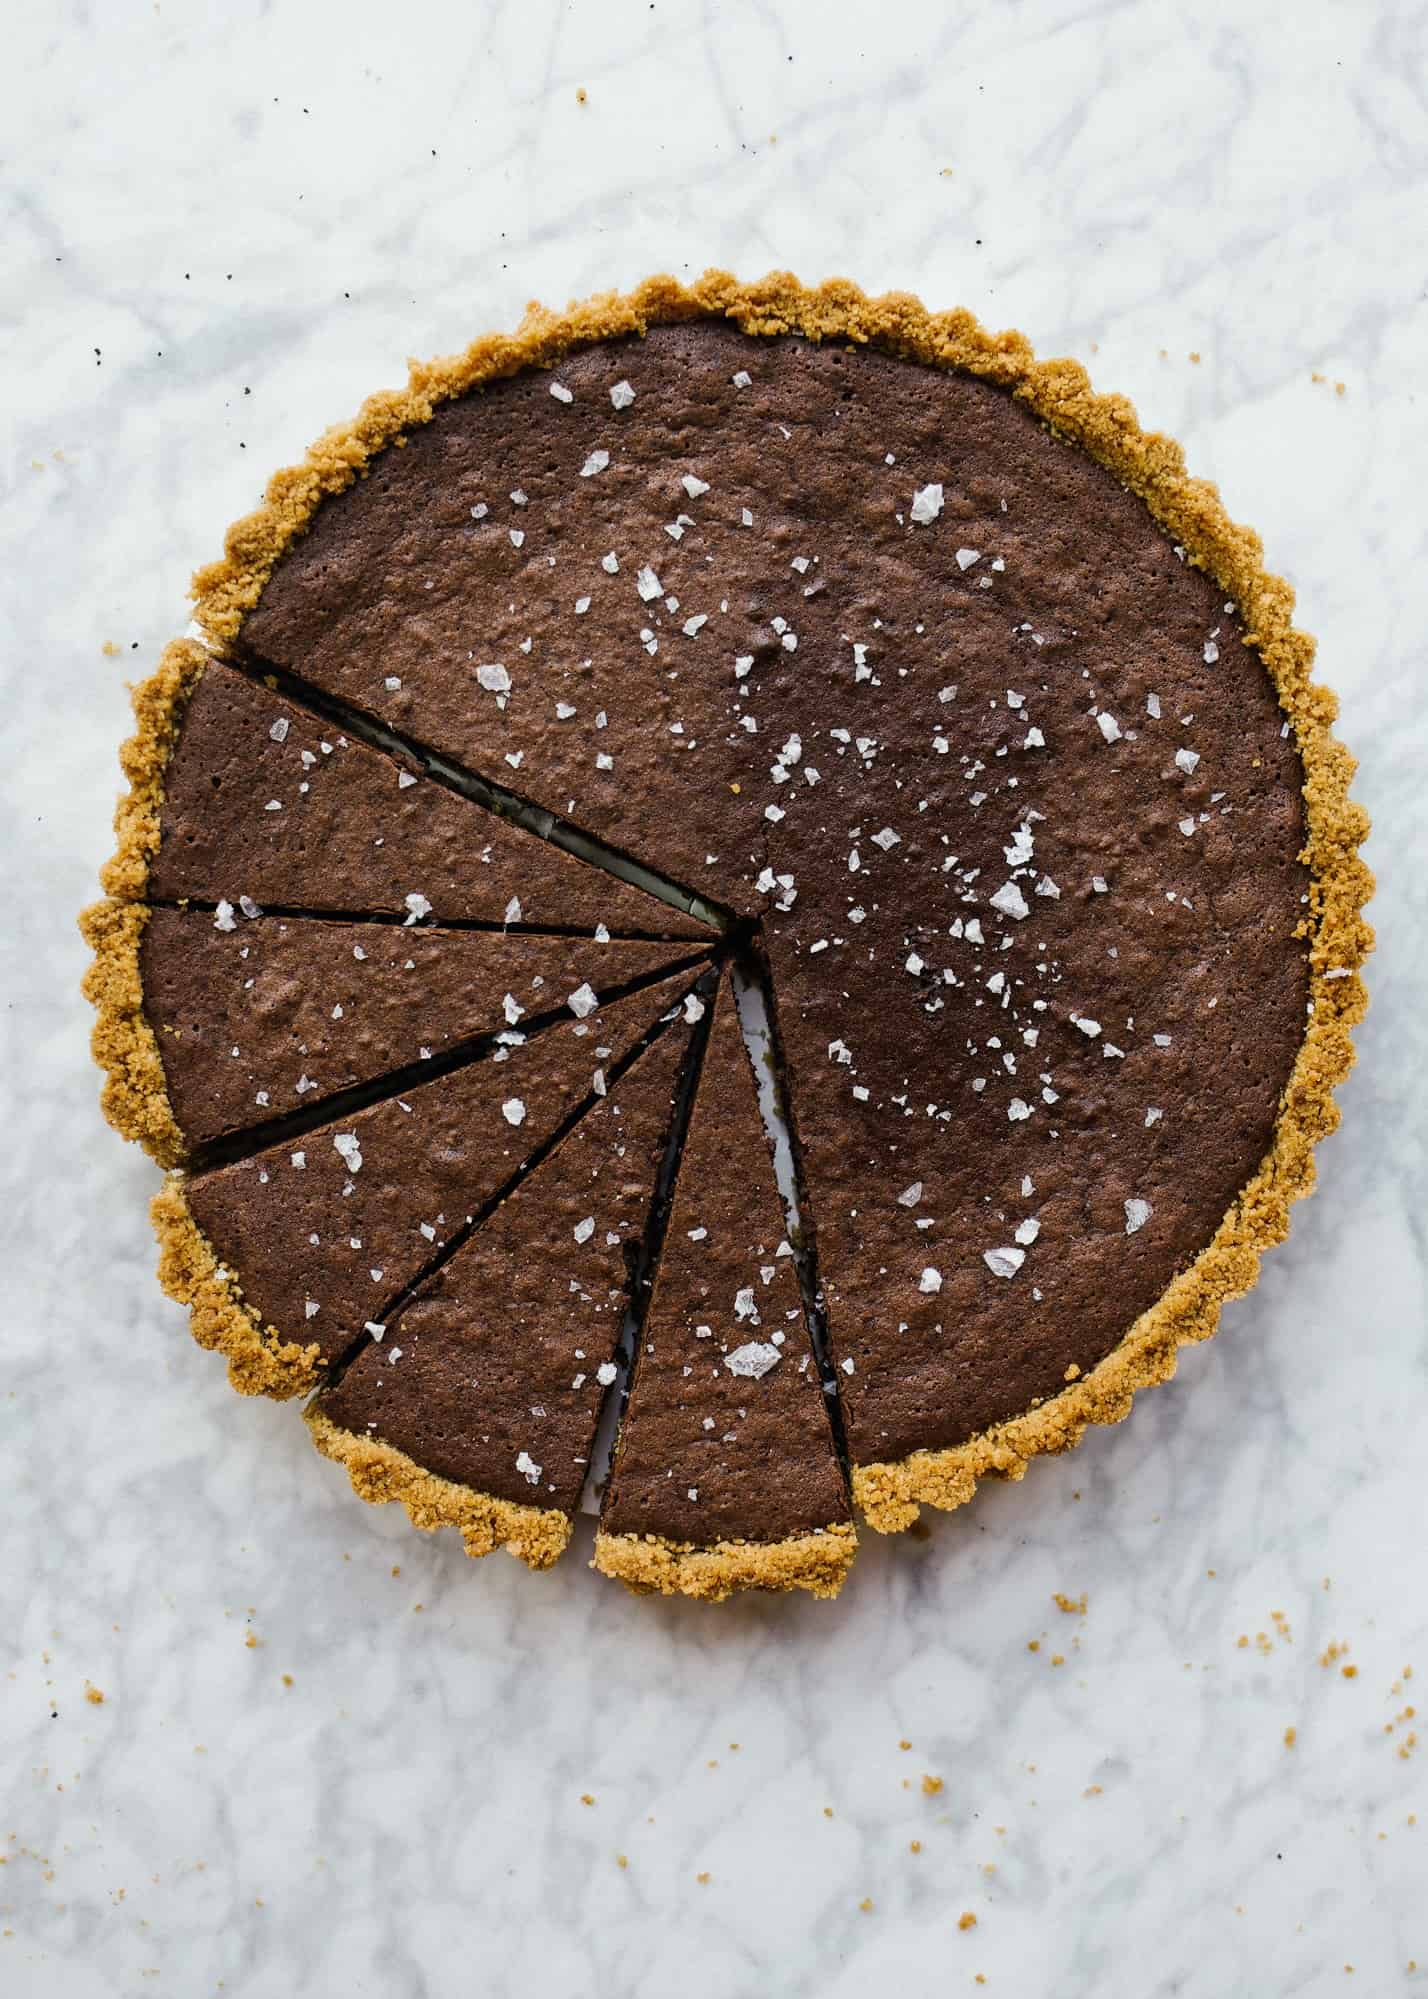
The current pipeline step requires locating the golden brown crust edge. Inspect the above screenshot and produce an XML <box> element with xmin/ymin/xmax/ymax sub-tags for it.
<box><xmin>97</xmin><ymin>636</ymin><xmax>209</xmax><ymax>902</ymax></box>
<box><xmin>305</xmin><ymin>1409</ymin><xmax>572</xmax><ymax>1570</ymax></box>
<box><xmin>78</xmin><ymin>900</ymin><xmax>184</xmax><ymax>1169</ymax></box>
<box><xmin>80</xmin><ymin>636</ymin><xmax>211</xmax><ymax>1167</ymax></box>
<box><xmin>591</xmin><ymin>1522</ymin><xmax>856</xmax><ymax>1602</ymax></box>
<box><xmin>151</xmin><ymin>1176</ymin><xmax>322</xmax><ymax>1400</ymax></box>
<box><xmin>182</xmin><ymin>269</ymin><xmax>1370</xmax><ymax>1530</ymax></box>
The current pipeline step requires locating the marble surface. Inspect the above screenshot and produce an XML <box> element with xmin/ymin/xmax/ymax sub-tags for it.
<box><xmin>4</xmin><ymin>2</ymin><xmax>1424</xmax><ymax>1992</ymax></box>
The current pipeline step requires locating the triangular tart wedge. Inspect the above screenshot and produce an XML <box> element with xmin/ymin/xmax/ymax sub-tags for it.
<box><xmin>104</xmin><ymin>649</ymin><xmax>710</xmax><ymax>937</ymax></box>
<box><xmin>594</xmin><ymin>971</ymin><xmax>854</xmax><ymax>1601</ymax></box>
<box><xmin>86</xmin><ymin>899</ymin><xmax>702</xmax><ymax>1161</ymax></box>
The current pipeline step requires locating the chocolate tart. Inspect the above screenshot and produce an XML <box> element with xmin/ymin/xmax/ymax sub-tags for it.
<box><xmin>85</xmin><ymin>273</ymin><xmax>1371</xmax><ymax>1596</ymax></box>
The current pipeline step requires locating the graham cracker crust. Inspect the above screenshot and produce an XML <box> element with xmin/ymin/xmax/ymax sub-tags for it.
<box><xmin>78</xmin><ymin>899</ymin><xmax>184</xmax><ymax>1169</ymax></box>
<box><xmin>151</xmin><ymin>1175</ymin><xmax>322</xmax><ymax>1400</ymax></box>
<box><xmin>81</xmin><ymin>636</ymin><xmax>211</xmax><ymax>1167</ymax></box>
<box><xmin>591</xmin><ymin>1522</ymin><xmax>857</xmax><ymax>1602</ymax></box>
<box><xmin>81</xmin><ymin>271</ymin><xmax>1374</xmax><ymax>1571</ymax></box>
<box><xmin>305</xmin><ymin>1409</ymin><xmax>572</xmax><ymax>1569</ymax></box>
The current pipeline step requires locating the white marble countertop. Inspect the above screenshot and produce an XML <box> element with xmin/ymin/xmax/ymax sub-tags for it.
<box><xmin>5</xmin><ymin>3</ymin><xmax>1424</xmax><ymax>1993</ymax></box>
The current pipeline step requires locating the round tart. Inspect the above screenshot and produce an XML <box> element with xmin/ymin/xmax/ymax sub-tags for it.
<box><xmin>83</xmin><ymin>272</ymin><xmax>1371</xmax><ymax>1601</ymax></box>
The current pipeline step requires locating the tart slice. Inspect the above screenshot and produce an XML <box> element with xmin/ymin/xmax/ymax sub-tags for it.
<box><xmin>101</xmin><ymin>643</ymin><xmax>709</xmax><ymax>936</ymax></box>
<box><xmin>307</xmin><ymin>976</ymin><xmax>709</xmax><ymax>1570</ymax></box>
<box><xmin>87</xmin><ymin>901</ymin><xmax>699</xmax><ymax>1159</ymax></box>
<box><xmin>594</xmin><ymin>970</ymin><xmax>854</xmax><ymax>1600</ymax></box>
<box><xmin>156</xmin><ymin>966</ymin><xmax>707</xmax><ymax>1398</ymax></box>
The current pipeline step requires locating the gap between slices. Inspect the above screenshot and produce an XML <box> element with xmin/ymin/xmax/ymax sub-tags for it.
<box><xmin>145</xmin><ymin>654</ymin><xmax>715</xmax><ymax>939</ymax></box>
<box><xmin>156</xmin><ymin>965</ymin><xmax>714</xmax><ymax>1398</ymax></box>
<box><xmin>221</xmin><ymin>639</ymin><xmax>734</xmax><ymax>938</ymax></box>
<box><xmin>147</xmin><ymin>896</ymin><xmax>698</xmax><ymax>941</ymax></box>
<box><xmin>594</xmin><ymin>967</ymin><xmax>855</xmax><ymax>1601</ymax></box>
<box><xmin>143</xmin><ymin>908</ymin><xmax>712</xmax><ymax>1165</ymax></box>
<box><xmin>306</xmin><ymin>968</ymin><xmax>718</xmax><ymax>1569</ymax></box>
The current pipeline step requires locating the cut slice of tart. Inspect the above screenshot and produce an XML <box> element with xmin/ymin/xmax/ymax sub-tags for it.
<box><xmin>155</xmin><ymin>965</ymin><xmax>707</xmax><ymax>1399</ymax></box>
<box><xmin>307</xmin><ymin>975</ymin><xmax>709</xmax><ymax>1570</ymax></box>
<box><xmin>102</xmin><ymin>645</ymin><xmax>710</xmax><ymax>936</ymax></box>
<box><xmin>594</xmin><ymin>970</ymin><xmax>854</xmax><ymax>1601</ymax></box>
<box><xmin>90</xmin><ymin>901</ymin><xmax>699</xmax><ymax>1159</ymax></box>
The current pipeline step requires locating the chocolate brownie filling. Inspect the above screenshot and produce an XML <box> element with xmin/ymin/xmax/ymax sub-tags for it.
<box><xmin>597</xmin><ymin>972</ymin><xmax>849</xmax><ymax>1565</ymax></box>
<box><xmin>315</xmin><ymin>986</ymin><xmax>703</xmax><ymax>1526</ymax></box>
<box><xmin>181</xmin><ymin>967</ymin><xmax>702</xmax><ymax>1369</ymax></box>
<box><xmin>140</xmin><ymin>906</ymin><xmax>701</xmax><ymax>1154</ymax></box>
<box><xmin>235</xmin><ymin>321</ymin><xmax>1310</xmax><ymax>1482</ymax></box>
<box><xmin>151</xmin><ymin>659</ymin><xmax>708</xmax><ymax>936</ymax></box>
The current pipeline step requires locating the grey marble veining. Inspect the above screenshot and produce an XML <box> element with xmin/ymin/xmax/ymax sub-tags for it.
<box><xmin>3</xmin><ymin>3</ymin><xmax>1425</xmax><ymax>1993</ymax></box>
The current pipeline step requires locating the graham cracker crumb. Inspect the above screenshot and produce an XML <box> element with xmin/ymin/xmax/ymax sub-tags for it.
<box><xmin>1053</xmin><ymin>1592</ymin><xmax>1087</xmax><ymax>1615</ymax></box>
<box><xmin>921</xmin><ymin>1774</ymin><xmax>944</xmax><ymax>1796</ymax></box>
<box><xmin>1284</xmin><ymin>1726</ymin><xmax>1297</xmax><ymax>1748</ymax></box>
<box><xmin>959</xmin><ymin>1912</ymin><xmax>978</xmax><ymax>1931</ymax></box>
<box><xmin>83</xmin><ymin>1685</ymin><xmax>104</xmax><ymax>1706</ymax></box>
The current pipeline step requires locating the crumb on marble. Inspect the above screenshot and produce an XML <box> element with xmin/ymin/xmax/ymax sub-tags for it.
<box><xmin>1053</xmin><ymin>1592</ymin><xmax>1087</xmax><ymax>1616</ymax></box>
<box><xmin>959</xmin><ymin>1911</ymin><xmax>978</xmax><ymax>1931</ymax></box>
<box><xmin>83</xmin><ymin>1684</ymin><xmax>104</xmax><ymax>1706</ymax></box>
<box><xmin>1284</xmin><ymin>1726</ymin><xmax>1297</xmax><ymax>1748</ymax></box>
<box><xmin>922</xmin><ymin>1774</ymin><xmax>944</xmax><ymax>1796</ymax></box>
<box><xmin>580</xmin><ymin>1794</ymin><xmax>595</xmax><ymax>1807</ymax></box>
